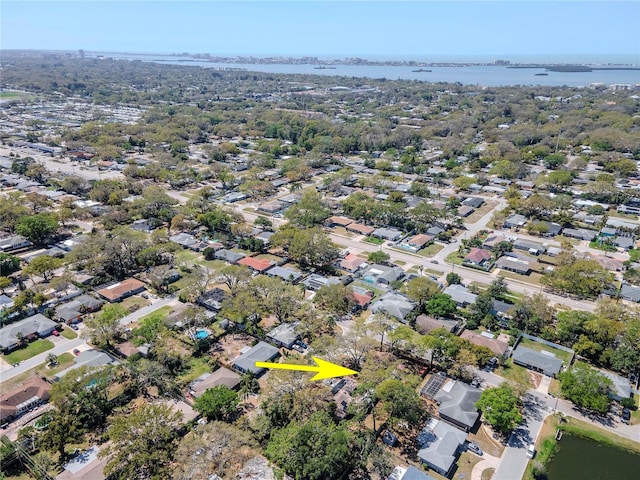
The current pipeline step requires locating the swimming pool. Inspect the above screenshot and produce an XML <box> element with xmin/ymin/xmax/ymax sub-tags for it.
<box><xmin>195</xmin><ymin>329</ymin><xmax>209</xmax><ymax>340</ymax></box>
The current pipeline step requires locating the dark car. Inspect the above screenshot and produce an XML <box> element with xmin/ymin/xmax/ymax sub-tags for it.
<box><xmin>621</xmin><ymin>408</ymin><xmax>631</xmax><ymax>424</ymax></box>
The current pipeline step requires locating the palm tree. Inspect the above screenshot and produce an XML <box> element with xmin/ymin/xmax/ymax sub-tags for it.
<box><xmin>238</xmin><ymin>371</ymin><xmax>259</xmax><ymax>400</ymax></box>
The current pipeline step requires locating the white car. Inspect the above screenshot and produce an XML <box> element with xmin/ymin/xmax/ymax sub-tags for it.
<box><xmin>526</xmin><ymin>444</ymin><xmax>536</xmax><ymax>458</ymax></box>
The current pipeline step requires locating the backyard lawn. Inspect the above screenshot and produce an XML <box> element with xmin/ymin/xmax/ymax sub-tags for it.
<box><xmin>3</xmin><ymin>339</ymin><xmax>55</xmax><ymax>364</ymax></box>
<box><xmin>496</xmin><ymin>359</ymin><xmax>534</xmax><ymax>389</ymax></box>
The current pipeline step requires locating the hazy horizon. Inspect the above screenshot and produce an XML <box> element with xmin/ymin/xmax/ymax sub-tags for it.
<box><xmin>2</xmin><ymin>1</ymin><xmax>639</xmax><ymax>61</ymax></box>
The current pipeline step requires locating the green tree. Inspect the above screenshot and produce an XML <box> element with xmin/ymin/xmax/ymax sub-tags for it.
<box><xmin>558</xmin><ymin>363</ymin><xmax>613</xmax><ymax>414</ymax></box>
<box><xmin>401</xmin><ymin>276</ymin><xmax>440</xmax><ymax>312</ymax></box>
<box><xmin>475</xmin><ymin>385</ymin><xmax>523</xmax><ymax>435</ymax></box>
<box><xmin>425</xmin><ymin>293</ymin><xmax>457</xmax><ymax>318</ymax></box>
<box><xmin>23</xmin><ymin>255</ymin><xmax>62</xmax><ymax>282</ymax></box>
<box><xmin>84</xmin><ymin>303</ymin><xmax>126</xmax><ymax>347</ymax></box>
<box><xmin>367</xmin><ymin>250</ymin><xmax>390</xmax><ymax>264</ymax></box>
<box><xmin>265</xmin><ymin>411</ymin><xmax>353</xmax><ymax>480</ymax></box>
<box><xmin>15</xmin><ymin>213</ymin><xmax>58</xmax><ymax>245</ymax></box>
<box><xmin>103</xmin><ymin>402</ymin><xmax>183</xmax><ymax>480</ymax></box>
<box><xmin>541</xmin><ymin>253</ymin><xmax>613</xmax><ymax>298</ymax></box>
<box><xmin>194</xmin><ymin>385</ymin><xmax>239</xmax><ymax>421</ymax></box>
<box><xmin>375</xmin><ymin>378</ymin><xmax>424</xmax><ymax>427</ymax></box>
<box><xmin>446</xmin><ymin>272</ymin><xmax>461</xmax><ymax>285</ymax></box>
<box><xmin>314</xmin><ymin>283</ymin><xmax>356</xmax><ymax>317</ymax></box>
<box><xmin>284</xmin><ymin>188</ymin><xmax>331</xmax><ymax>227</ymax></box>
<box><xmin>0</xmin><ymin>253</ymin><xmax>21</xmax><ymax>275</ymax></box>
<box><xmin>0</xmin><ymin>276</ymin><xmax>11</xmax><ymax>294</ymax></box>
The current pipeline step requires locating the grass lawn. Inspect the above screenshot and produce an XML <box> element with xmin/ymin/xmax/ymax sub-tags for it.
<box><xmin>139</xmin><ymin>305</ymin><xmax>173</xmax><ymax>323</ymax></box>
<box><xmin>255</xmin><ymin>253</ymin><xmax>282</xmax><ymax>262</ymax></box>
<box><xmin>481</xmin><ymin>469</ymin><xmax>495</xmax><ymax>480</ymax></box>
<box><xmin>418</xmin><ymin>243</ymin><xmax>445</xmax><ymax>256</ymax></box>
<box><xmin>466</xmin><ymin>200</ymin><xmax>499</xmax><ymax>223</ymax></box>
<box><xmin>120</xmin><ymin>295</ymin><xmax>151</xmax><ymax>312</ymax></box>
<box><xmin>548</xmin><ymin>378</ymin><xmax>561</xmax><ymax>396</ymax></box>
<box><xmin>332</xmin><ymin>226</ymin><xmax>354</xmax><ymax>238</ymax></box>
<box><xmin>445</xmin><ymin>251</ymin><xmax>465</xmax><ymax>265</ymax></box>
<box><xmin>519</xmin><ymin>337</ymin><xmax>573</xmax><ymax>365</ymax></box>
<box><xmin>0</xmin><ymin>92</ymin><xmax>22</xmax><ymax>99</ymax></box>
<box><xmin>496</xmin><ymin>359</ymin><xmax>534</xmax><ymax>389</ymax></box>
<box><xmin>497</xmin><ymin>270</ymin><xmax>544</xmax><ymax>286</ymax></box>
<box><xmin>557</xmin><ymin>235</ymin><xmax>580</xmax><ymax>246</ymax></box>
<box><xmin>60</xmin><ymin>327</ymin><xmax>77</xmax><ymax>339</ymax></box>
<box><xmin>0</xmin><ymin>352</ymin><xmax>74</xmax><ymax>392</ymax></box>
<box><xmin>3</xmin><ymin>339</ymin><xmax>55</xmax><ymax>364</ymax></box>
<box><xmin>394</xmin><ymin>259</ymin><xmax>406</xmax><ymax>266</ymax></box>
<box><xmin>631</xmin><ymin>393</ymin><xmax>640</xmax><ymax>425</ymax></box>
<box><xmin>608</xmin><ymin>210</ymin><xmax>638</xmax><ymax>221</ymax></box>
<box><xmin>363</xmin><ymin>236</ymin><xmax>385</xmax><ymax>245</ymax></box>
<box><xmin>589</xmin><ymin>240</ymin><xmax>617</xmax><ymax>252</ymax></box>
<box><xmin>177</xmin><ymin>356</ymin><xmax>213</xmax><ymax>384</ymax></box>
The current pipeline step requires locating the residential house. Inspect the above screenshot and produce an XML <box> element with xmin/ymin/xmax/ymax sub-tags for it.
<box><xmin>504</xmin><ymin>214</ymin><xmax>528</xmax><ymax>229</ymax></box>
<box><xmin>0</xmin><ymin>376</ymin><xmax>51</xmax><ymax>424</ymax></box>
<box><xmin>266</xmin><ymin>322</ymin><xmax>300</xmax><ymax>349</ymax></box>
<box><xmin>232</xmin><ymin>341</ymin><xmax>279</xmax><ymax>376</ymax></box>
<box><xmin>434</xmin><ymin>379</ymin><xmax>481</xmax><ymax>432</ymax></box>
<box><xmin>197</xmin><ymin>288</ymin><xmax>227</xmax><ymax>312</ymax></box>
<box><xmin>340</xmin><ymin>253</ymin><xmax>368</xmax><ymax>272</ymax></box>
<box><xmin>540</xmin><ymin>222</ymin><xmax>563</xmax><ymax>237</ymax></box>
<box><xmin>362</xmin><ymin>264</ymin><xmax>405</xmax><ymax>286</ymax></box>
<box><xmin>346</xmin><ymin>223</ymin><xmax>376</xmax><ymax>236</ymax></box>
<box><xmin>415</xmin><ymin>315</ymin><xmax>459</xmax><ymax>335</ymax></box>
<box><xmin>130</xmin><ymin>218</ymin><xmax>160</xmax><ymax>233</ymax></box>
<box><xmin>0</xmin><ymin>235</ymin><xmax>32</xmax><ymax>252</ymax></box>
<box><xmin>614</xmin><ymin>236</ymin><xmax>634</xmax><ymax>251</ymax></box>
<box><xmin>417</xmin><ymin>418</ymin><xmax>468</xmax><ymax>477</ymax></box>
<box><xmin>54</xmin><ymin>350</ymin><xmax>116</xmax><ymax>380</ymax></box>
<box><xmin>462</xmin><ymin>197</ymin><xmax>484</xmax><ymax>208</ymax></box>
<box><xmin>370</xmin><ymin>292</ymin><xmax>416</xmax><ymax>323</ymax></box>
<box><xmin>302</xmin><ymin>274</ymin><xmax>341</xmax><ymax>291</ymax></box>
<box><xmin>190</xmin><ymin>367</ymin><xmax>242</xmax><ymax>398</ymax></box>
<box><xmin>464</xmin><ymin>248</ymin><xmax>492</xmax><ymax>267</ymax></box>
<box><xmin>372</xmin><ymin>228</ymin><xmax>404</xmax><ymax>242</ymax></box>
<box><xmin>221</xmin><ymin>192</ymin><xmax>248</xmax><ymax>203</ymax></box>
<box><xmin>460</xmin><ymin>330</ymin><xmax>509</xmax><ymax>358</ymax></box>
<box><xmin>0</xmin><ymin>294</ymin><xmax>15</xmax><ymax>314</ymax></box>
<box><xmin>55</xmin><ymin>294</ymin><xmax>104</xmax><ymax>324</ymax></box>
<box><xmin>495</xmin><ymin>256</ymin><xmax>531</xmax><ymax>275</ymax></box>
<box><xmin>599</xmin><ymin>369</ymin><xmax>632</xmax><ymax>402</ymax></box>
<box><xmin>482</xmin><ymin>234</ymin><xmax>510</xmax><ymax>251</ymax></box>
<box><xmin>457</xmin><ymin>205</ymin><xmax>474</xmax><ymax>218</ymax></box>
<box><xmin>351</xmin><ymin>286</ymin><xmax>374</xmax><ymax>310</ymax></box>
<box><xmin>0</xmin><ymin>314</ymin><xmax>58</xmax><ymax>352</ymax></box>
<box><xmin>254</xmin><ymin>231</ymin><xmax>274</xmax><ymax>246</ymax></box>
<box><xmin>96</xmin><ymin>278</ymin><xmax>146</xmax><ymax>302</ymax></box>
<box><xmin>562</xmin><ymin>228</ymin><xmax>597</xmax><ymax>241</ymax></box>
<box><xmin>398</xmin><ymin>234</ymin><xmax>434</xmax><ymax>253</ymax></box>
<box><xmin>620</xmin><ymin>284</ymin><xmax>640</xmax><ymax>303</ymax></box>
<box><xmin>511</xmin><ymin>345</ymin><xmax>563</xmax><ymax>377</ymax></box>
<box><xmin>266</xmin><ymin>265</ymin><xmax>303</xmax><ymax>283</ymax></box>
<box><xmin>238</xmin><ymin>256</ymin><xmax>275</xmax><ymax>273</ymax></box>
<box><xmin>513</xmin><ymin>239</ymin><xmax>546</xmax><ymax>255</ymax></box>
<box><xmin>169</xmin><ymin>232</ymin><xmax>198</xmax><ymax>249</ymax></box>
<box><xmin>388</xmin><ymin>466</ymin><xmax>437</xmax><ymax>480</ymax></box>
<box><xmin>442</xmin><ymin>284</ymin><xmax>477</xmax><ymax>307</ymax></box>
<box><xmin>325</xmin><ymin>216</ymin><xmax>353</xmax><ymax>228</ymax></box>
<box><xmin>214</xmin><ymin>249</ymin><xmax>246</xmax><ymax>264</ymax></box>
<box><xmin>258</xmin><ymin>201</ymin><xmax>284</xmax><ymax>214</ymax></box>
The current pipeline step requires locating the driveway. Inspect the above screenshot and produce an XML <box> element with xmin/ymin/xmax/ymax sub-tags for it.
<box><xmin>493</xmin><ymin>391</ymin><xmax>551</xmax><ymax>480</ymax></box>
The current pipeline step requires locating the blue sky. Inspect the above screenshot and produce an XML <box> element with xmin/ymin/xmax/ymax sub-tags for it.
<box><xmin>2</xmin><ymin>1</ymin><xmax>639</xmax><ymax>60</ymax></box>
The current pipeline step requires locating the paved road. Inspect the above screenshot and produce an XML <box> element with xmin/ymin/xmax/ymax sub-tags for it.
<box><xmin>493</xmin><ymin>391</ymin><xmax>550</xmax><ymax>480</ymax></box>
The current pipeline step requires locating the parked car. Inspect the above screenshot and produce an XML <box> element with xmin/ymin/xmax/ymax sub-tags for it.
<box><xmin>430</xmin><ymin>259</ymin><xmax>439</xmax><ymax>264</ymax></box>
<box><xmin>73</xmin><ymin>348</ymin><xmax>80</xmax><ymax>356</ymax></box>
<box><xmin>52</xmin><ymin>330</ymin><xmax>60</xmax><ymax>336</ymax></box>
<box><xmin>71</xmin><ymin>324</ymin><xmax>79</xmax><ymax>331</ymax></box>
<box><xmin>526</xmin><ymin>444</ymin><xmax>536</xmax><ymax>458</ymax></box>
<box><xmin>467</xmin><ymin>442</ymin><xmax>483</xmax><ymax>456</ymax></box>
<box><xmin>621</xmin><ymin>408</ymin><xmax>631</xmax><ymax>424</ymax></box>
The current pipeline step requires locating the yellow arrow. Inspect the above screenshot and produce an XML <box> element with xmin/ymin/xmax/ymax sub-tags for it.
<box><xmin>255</xmin><ymin>357</ymin><xmax>358</xmax><ymax>381</ymax></box>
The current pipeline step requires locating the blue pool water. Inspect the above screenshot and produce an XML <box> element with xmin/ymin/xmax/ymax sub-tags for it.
<box><xmin>195</xmin><ymin>329</ymin><xmax>209</xmax><ymax>340</ymax></box>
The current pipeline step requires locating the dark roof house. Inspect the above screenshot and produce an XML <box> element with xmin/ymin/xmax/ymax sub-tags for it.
<box><xmin>512</xmin><ymin>345</ymin><xmax>563</xmax><ymax>377</ymax></box>
<box><xmin>232</xmin><ymin>341</ymin><xmax>279</xmax><ymax>376</ymax></box>
<box><xmin>433</xmin><ymin>379</ymin><xmax>481</xmax><ymax>432</ymax></box>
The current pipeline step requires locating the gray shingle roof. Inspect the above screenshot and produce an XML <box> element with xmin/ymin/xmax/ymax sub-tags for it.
<box><xmin>417</xmin><ymin>419</ymin><xmax>467</xmax><ymax>475</ymax></box>
<box><xmin>232</xmin><ymin>341</ymin><xmax>279</xmax><ymax>375</ymax></box>
<box><xmin>434</xmin><ymin>380</ymin><xmax>481</xmax><ymax>430</ymax></box>
<box><xmin>512</xmin><ymin>345</ymin><xmax>563</xmax><ymax>375</ymax></box>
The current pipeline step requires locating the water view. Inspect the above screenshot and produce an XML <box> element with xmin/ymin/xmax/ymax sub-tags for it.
<box><xmin>546</xmin><ymin>434</ymin><xmax>640</xmax><ymax>480</ymax></box>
